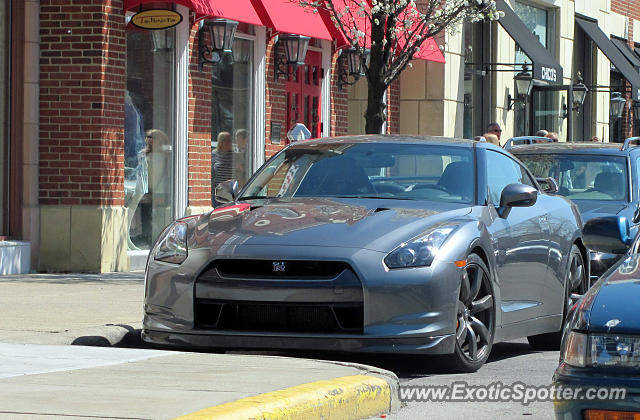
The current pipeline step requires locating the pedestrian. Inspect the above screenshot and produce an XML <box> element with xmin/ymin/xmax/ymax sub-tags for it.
<box><xmin>486</xmin><ymin>122</ymin><xmax>502</xmax><ymax>141</ymax></box>
<box><xmin>545</xmin><ymin>132</ymin><xmax>559</xmax><ymax>142</ymax></box>
<box><xmin>483</xmin><ymin>133</ymin><xmax>500</xmax><ymax>146</ymax></box>
<box><xmin>535</xmin><ymin>129</ymin><xmax>549</xmax><ymax>137</ymax></box>
<box><xmin>212</xmin><ymin>131</ymin><xmax>234</xmax><ymax>188</ymax></box>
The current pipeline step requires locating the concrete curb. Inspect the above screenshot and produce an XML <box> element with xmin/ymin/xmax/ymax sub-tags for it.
<box><xmin>173</xmin><ymin>373</ymin><xmax>399</xmax><ymax>420</ymax></box>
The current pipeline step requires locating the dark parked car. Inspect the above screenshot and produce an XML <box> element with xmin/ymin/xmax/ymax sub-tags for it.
<box><xmin>554</xmin><ymin>215</ymin><xmax>640</xmax><ymax>419</ymax></box>
<box><xmin>142</xmin><ymin>135</ymin><xmax>587</xmax><ymax>372</ymax></box>
<box><xmin>512</xmin><ymin>138</ymin><xmax>640</xmax><ymax>279</ymax></box>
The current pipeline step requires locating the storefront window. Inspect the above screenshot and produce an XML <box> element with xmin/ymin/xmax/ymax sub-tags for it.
<box><xmin>125</xmin><ymin>17</ymin><xmax>176</xmax><ymax>250</ymax></box>
<box><xmin>463</xmin><ymin>22</ymin><xmax>489</xmax><ymax>139</ymax></box>
<box><xmin>0</xmin><ymin>0</ymin><xmax>8</xmax><ymax>233</ymax></box>
<box><xmin>573</xmin><ymin>24</ymin><xmax>594</xmax><ymax>141</ymax></box>
<box><xmin>514</xmin><ymin>1</ymin><xmax>558</xmax><ymax>136</ymax></box>
<box><xmin>211</xmin><ymin>37</ymin><xmax>254</xmax><ymax>200</ymax></box>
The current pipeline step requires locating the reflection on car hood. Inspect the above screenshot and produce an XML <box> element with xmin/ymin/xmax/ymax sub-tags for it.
<box><xmin>588</xmin><ymin>254</ymin><xmax>640</xmax><ymax>334</ymax></box>
<box><xmin>191</xmin><ymin>198</ymin><xmax>473</xmax><ymax>253</ymax></box>
<box><xmin>573</xmin><ymin>200</ymin><xmax>628</xmax><ymax>222</ymax></box>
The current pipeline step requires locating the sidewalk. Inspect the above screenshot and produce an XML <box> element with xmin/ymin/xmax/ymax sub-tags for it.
<box><xmin>0</xmin><ymin>272</ymin><xmax>399</xmax><ymax>419</ymax></box>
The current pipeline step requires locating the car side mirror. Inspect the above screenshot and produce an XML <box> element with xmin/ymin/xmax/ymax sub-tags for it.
<box><xmin>214</xmin><ymin>179</ymin><xmax>239</xmax><ymax>204</ymax></box>
<box><xmin>536</xmin><ymin>177</ymin><xmax>559</xmax><ymax>194</ymax></box>
<box><xmin>498</xmin><ymin>183</ymin><xmax>538</xmax><ymax>218</ymax></box>
<box><xmin>583</xmin><ymin>216</ymin><xmax>633</xmax><ymax>254</ymax></box>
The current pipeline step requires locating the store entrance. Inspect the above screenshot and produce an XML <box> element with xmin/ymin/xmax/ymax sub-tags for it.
<box><xmin>284</xmin><ymin>50</ymin><xmax>322</xmax><ymax>139</ymax></box>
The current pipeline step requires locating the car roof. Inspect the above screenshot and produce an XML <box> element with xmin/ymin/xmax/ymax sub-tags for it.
<box><xmin>298</xmin><ymin>134</ymin><xmax>504</xmax><ymax>150</ymax></box>
<box><xmin>509</xmin><ymin>141</ymin><xmax>638</xmax><ymax>155</ymax></box>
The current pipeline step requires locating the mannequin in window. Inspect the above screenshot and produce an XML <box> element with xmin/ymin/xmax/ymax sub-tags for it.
<box><xmin>124</xmin><ymin>90</ymin><xmax>148</xmax><ymax>250</ymax></box>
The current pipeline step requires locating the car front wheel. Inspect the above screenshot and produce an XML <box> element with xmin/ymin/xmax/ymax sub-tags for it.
<box><xmin>445</xmin><ymin>253</ymin><xmax>495</xmax><ymax>373</ymax></box>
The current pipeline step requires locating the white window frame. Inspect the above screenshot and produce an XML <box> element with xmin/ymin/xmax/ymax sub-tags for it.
<box><xmin>174</xmin><ymin>5</ymin><xmax>189</xmax><ymax>219</ymax></box>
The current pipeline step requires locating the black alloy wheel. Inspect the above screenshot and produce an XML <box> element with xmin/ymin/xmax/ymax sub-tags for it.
<box><xmin>528</xmin><ymin>244</ymin><xmax>586</xmax><ymax>350</ymax></box>
<box><xmin>446</xmin><ymin>253</ymin><xmax>495</xmax><ymax>373</ymax></box>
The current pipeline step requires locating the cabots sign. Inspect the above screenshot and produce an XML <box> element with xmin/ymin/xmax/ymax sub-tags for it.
<box><xmin>131</xmin><ymin>9</ymin><xmax>183</xmax><ymax>30</ymax></box>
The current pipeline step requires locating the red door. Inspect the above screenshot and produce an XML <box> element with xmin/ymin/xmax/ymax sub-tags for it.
<box><xmin>285</xmin><ymin>50</ymin><xmax>322</xmax><ymax>140</ymax></box>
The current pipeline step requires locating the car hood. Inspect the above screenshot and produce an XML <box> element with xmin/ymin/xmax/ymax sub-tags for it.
<box><xmin>587</xmin><ymin>254</ymin><xmax>640</xmax><ymax>334</ymax></box>
<box><xmin>573</xmin><ymin>200</ymin><xmax>628</xmax><ymax>222</ymax></box>
<box><xmin>191</xmin><ymin>198</ymin><xmax>473</xmax><ymax>253</ymax></box>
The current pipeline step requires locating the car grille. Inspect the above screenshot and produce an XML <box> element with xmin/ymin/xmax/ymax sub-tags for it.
<box><xmin>195</xmin><ymin>299</ymin><xmax>364</xmax><ymax>333</ymax></box>
<box><xmin>211</xmin><ymin>259</ymin><xmax>350</xmax><ymax>279</ymax></box>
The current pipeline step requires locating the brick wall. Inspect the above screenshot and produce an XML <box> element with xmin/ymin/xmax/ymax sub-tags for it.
<box><xmin>387</xmin><ymin>79</ymin><xmax>400</xmax><ymax>134</ymax></box>
<box><xmin>331</xmin><ymin>52</ymin><xmax>349</xmax><ymax>136</ymax></box>
<box><xmin>39</xmin><ymin>0</ymin><xmax>126</xmax><ymax>206</ymax></box>
<box><xmin>265</xmin><ymin>38</ymin><xmax>287</xmax><ymax>160</ymax></box>
<box><xmin>187</xmin><ymin>25</ymin><xmax>213</xmax><ymax>207</ymax></box>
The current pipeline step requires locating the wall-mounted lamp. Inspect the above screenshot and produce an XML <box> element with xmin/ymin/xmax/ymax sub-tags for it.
<box><xmin>274</xmin><ymin>34</ymin><xmax>310</xmax><ymax>81</ymax></box>
<box><xmin>561</xmin><ymin>73</ymin><xmax>589</xmax><ymax>118</ymax></box>
<box><xmin>337</xmin><ymin>47</ymin><xmax>370</xmax><ymax>91</ymax></box>
<box><xmin>507</xmin><ymin>65</ymin><xmax>533</xmax><ymax>110</ymax></box>
<box><xmin>198</xmin><ymin>18</ymin><xmax>238</xmax><ymax>70</ymax></box>
<box><xmin>572</xmin><ymin>72</ymin><xmax>588</xmax><ymax>108</ymax></box>
<box><xmin>610</xmin><ymin>92</ymin><xmax>627</xmax><ymax>120</ymax></box>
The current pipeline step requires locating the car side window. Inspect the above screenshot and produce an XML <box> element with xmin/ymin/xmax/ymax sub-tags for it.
<box><xmin>486</xmin><ymin>151</ymin><xmax>532</xmax><ymax>204</ymax></box>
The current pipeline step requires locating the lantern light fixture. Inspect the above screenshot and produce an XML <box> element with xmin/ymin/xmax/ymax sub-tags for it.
<box><xmin>610</xmin><ymin>92</ymin><xmax>627</xmax><ymax>120</ymax></box>
<box><xmin>274</xmin><ymin>34</ymin><xmax>310</xmax><ymax>81</ymax></box>
<box><xmin>198</xmin><ymin>18</ymin><xmax>239</xmax><ymax>70</ymax></box>
<box><xmin>337</xmin><ymin>47</ymin><xmax>370</xmax><ymax>91</ymax></box>
<box><xmin>507</xmin><ymin>65</ymin><xmax>533</xmax><ymax>111</ymax></box>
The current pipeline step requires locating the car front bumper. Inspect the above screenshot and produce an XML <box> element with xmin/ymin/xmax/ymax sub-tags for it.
<box><xmin>553</xmin><ymin>364</ymin><xmax>640</xmax><ymax>419</ymax></box>
<box><xmin>142</xmin><ymin>245</ymin><xmax>464</xmax><ymax>354</ymax></box>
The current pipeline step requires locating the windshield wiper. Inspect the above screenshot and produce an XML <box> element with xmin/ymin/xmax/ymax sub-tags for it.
<box><xmin>237</xmin><ymin>195</ymin><xmax>277</xmax><ymax>200</ymax></box>
<box><xmin>333</xmin><ymin>195</ymin><xmax>413</xmax><ymax>200</ymax></box>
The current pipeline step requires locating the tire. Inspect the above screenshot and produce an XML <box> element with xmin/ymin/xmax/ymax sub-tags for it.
<box><xmin>528</xmin><ymin>244</ymin><xmax>586</xmax><ymax>351</ymax></box>
<box><xmin>444</xmin><ymin>253</ymin><xmax>495</xmax><ymax>373</ymax></box>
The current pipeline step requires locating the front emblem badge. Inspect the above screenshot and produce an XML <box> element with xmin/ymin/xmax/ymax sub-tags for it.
<box><xmin>272</xmin><ymin>261</ymin><xmax>286</xmax><ymax>273</ymax></box>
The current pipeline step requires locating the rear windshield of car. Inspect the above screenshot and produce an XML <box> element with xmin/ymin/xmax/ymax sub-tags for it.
<box><xmin>240</xmin><ymin>142</ymin><xmax>475</xmax><ymax>204</ymax></box>
<box><xmin>516</xmin><ymin>153</ymin><xmax>629</xmax><ymax>202</ymax></box>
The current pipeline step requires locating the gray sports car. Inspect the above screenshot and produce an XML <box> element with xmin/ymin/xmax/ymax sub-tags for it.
<box><xmin>142</xmin><ymin>136</ymin><xmax>587</xmax><ymax>372</ymax></box>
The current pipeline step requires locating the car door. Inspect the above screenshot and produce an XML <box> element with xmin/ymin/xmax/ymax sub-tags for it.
<box><xmin>484</xmin><ymin>150</ymin><xmax>551</xmax><ymax>325</ymax></box>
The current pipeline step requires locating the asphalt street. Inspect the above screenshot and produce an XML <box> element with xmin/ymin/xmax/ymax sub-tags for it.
<box><xmin>220</xmin><ymin>338</ymin><xmax>558</xmax><ymax>419</ymax></box>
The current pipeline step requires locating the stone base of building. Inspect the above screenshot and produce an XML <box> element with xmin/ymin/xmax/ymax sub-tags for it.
<box><xmin>39</xmin><ymin>206</ymin><xmax>129</xmax><ymax>273</ymax></box>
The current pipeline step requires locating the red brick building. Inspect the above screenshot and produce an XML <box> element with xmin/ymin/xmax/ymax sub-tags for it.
<box><xmin>6</xmin><ymin>0</ymin><xmax>639</xmax><ymax>273</ymax></box>
<box><xmin>2</xmin><ymin>0</ymin><xmax>440</xmax><ymax>273</ymax></box>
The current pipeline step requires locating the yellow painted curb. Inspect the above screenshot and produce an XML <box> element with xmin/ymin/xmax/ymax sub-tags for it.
<box><xmin>173</xmin><ymin>374</ymin><xmax>392</xmax><ymax>420</ymax></box>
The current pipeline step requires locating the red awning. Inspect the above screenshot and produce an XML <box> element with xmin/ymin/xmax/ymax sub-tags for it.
<box><xmin>124</xmin><ymin>0</ymin><xmax>217</xmax><ymax>21</ymax></box>
<box><xmin>329</xmin><ymin>0</ymin><xmax>445</xmax><ymax>63</ymax></box>
<box><xmin>206</xmin><ymin>0</ymin><xmax>265</xmax><ymax>26</ymax></box>
<box><xmin>253</xmin><ymin>0</ymin><xmax>334</xmax><ymax>41</ymax></box>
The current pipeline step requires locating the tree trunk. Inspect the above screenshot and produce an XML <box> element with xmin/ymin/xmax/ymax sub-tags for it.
<box><xmin>364</xmin><ymin>82</ymin><xmax>387</xmax><ymax>134</ymax></box>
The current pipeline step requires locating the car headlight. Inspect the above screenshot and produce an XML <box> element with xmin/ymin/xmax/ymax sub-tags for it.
<box><xmin>562</xmin><ymin>331</ymin><xmax>588</xmax><ymax>367</ymax></box>
<box><xmin>561</xmin><ymin>331</ymin><xmax>640</xmax><ymax>368</ymax></box>
<box><xmin>384</xmin><ymin>226</ymin><xmax>456</xmax><ymax>269</ymax></box>
<box><xmin>589</xmin><ymin>334</ymin><xmax>640</xmax><ymax>368</ymax></box>
<box><xmin>151</xmin><ymin>221</ymin><xmax>188</xmax><ymax>264</ymax></box>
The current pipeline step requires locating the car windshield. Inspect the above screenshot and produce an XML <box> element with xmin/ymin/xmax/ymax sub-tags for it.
<box><xmin>240</xmin><ymin>142</ymin><xmax>475</xmax><ymax>203</ymax></box>
<box><xmin>516</xmin><ymin>153</ymin><xmax>629</xmax><ymax>201</ymax></box>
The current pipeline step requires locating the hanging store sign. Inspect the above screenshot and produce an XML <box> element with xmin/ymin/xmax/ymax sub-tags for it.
<box><xmin>131</xmin><ymin>9</ymin><xmax>183</xmax><ymax>30</ymax></box>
